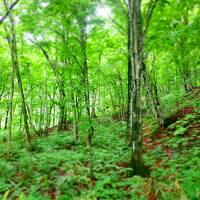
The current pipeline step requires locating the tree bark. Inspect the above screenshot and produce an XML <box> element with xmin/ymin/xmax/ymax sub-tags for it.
<box><xmin>4</xmin><ymin>101</ymin><xmax>9</xmax><ymax>130</ymax></box>
<box><xmin>57</xmin><ymin>79</ymin><xmax>67</xmax><ymax>131</ymax></box>
<box><xmin>183</xmin><ymin>68</ymin><xmax>193</xmax><ymax>93</ymax></box>
<box><xmin>127</xmin><ymin>0</ymin><xmax>157</xmax><ymax>176</ymax></box>
<box><xmin>4</xmin><ymin>0</ymin><xmax>32</xmax><ymax>149</ymax></box>
<box><xmin>7</xmin><ymin>40</ymin><xmax>15</xmax><ymax>156</ymax></box>
<box><xmin>70</xmin><ymin>78</ymin><xmax>79</xmax><ymax>143</ymax></box>
<box><xmin>80</xmin><ymin>16</ymin><xmax>94</xmax><ymax>177</ymax></box>
<box><xmin>128</xmin><ymin>0</ymin><xmax>144</xmax><ymax>175</ymax></box>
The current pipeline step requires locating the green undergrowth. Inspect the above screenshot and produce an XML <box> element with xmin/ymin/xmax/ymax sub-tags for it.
<box><xmin>0</xmin><ymin>97</ymin><xmax>200</xmax><ymax>199</ymax></box>
<box><xmin>143</xmin><ymin>102</ymin><xmax>200</xmax><ymax>199</ymax></box>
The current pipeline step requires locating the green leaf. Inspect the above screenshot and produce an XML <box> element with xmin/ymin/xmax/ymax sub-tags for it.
<box><xmin>174</xmin><ymin>126</ymin><xmax>187</xmax><ymax>136</ymax></box>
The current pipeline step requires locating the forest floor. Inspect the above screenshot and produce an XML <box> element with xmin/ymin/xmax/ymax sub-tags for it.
<box><xmin>0</xmin><ymin>89</ymin><xmax>199</xmax><ymax>200</ymax></box>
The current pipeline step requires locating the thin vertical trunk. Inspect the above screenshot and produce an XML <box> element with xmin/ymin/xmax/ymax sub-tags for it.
<box><xmin>7</xmin><ymin>53</ymin><xmax>15</xmax><ymax>157</ymax></box>
<box><xmin>183</xmin><ymin>68</ymin><xmax>193</xmax><ymax>93</ymax></box>
<box><xmin>5</xmin><ymin>1</ymin><xmax>32</xmax><ymax>149</ymax></box>
<box><xmin>80</xmin><ymin>16</ymin><xmax>94</xmax><ymax>177</ymax></box>
<box><xmin>53</xmin><ymin>98</ymin><xmax>56</xmax><ymax>127</ymax></box>
<box><xmin>127</xmin><ymin>0</ymin><xmax>132</xmax><ymax>145</ymax></box>
<box><xmin>4</xmin><ymin>101</ymin><xmax>9</xmax><ymax>130</ymax></box>
<box><xmin>70</xmin><ymin>78</ymin><xmax>79</xmax><ymax>143</ymax></box>
<box><xmin>193</xmin><ymin>65</ymin><xmax>198</xmax><ymax>88</ymax></box>
<box><xmin>118</xmin><ymin>72</ymin><xmax>126</xmax><ymax>121</ymax></box>
<box><xmin>45</xmin><ymin>85</ymin><xmax>54</xmax><ymax>134</ymax></box>
<box><xmin>39</xmin><ymin>98</ymin><xmax>43</xmax><ymax>131</ymax></box>
<box><xmin>128</xmin><ymin>0</ymin><xmax>144</xmax><ymax>175</ymax></box>
<box><xmin>45</xmin><ymin>78</ymin><xmax>50</xmax><ymax>132</ymax></box>
<box><xmin>46</xmin><ymin>103</ymin><xmax>53</xmax><ymax>132</ymax></box>
<box><xmin>50</xmin><ymin>84</ymin><xmax>57</xmax><ymax>127</ymax></box>
<box><xmin>182</xmin><ymin>14</ymin><xmax>193</xmax><ymax>93</ymax></box>
<box><xmin>19</xmin><ymin>107</ymin><xmax>23</xmax><ymax>133</ymax></box>
<box><xmin>72</xmin><ymin>95</ymin><xmax>79</xmax><ymax>143</ymax></box>
<box><xmin>34</xmin><ymin>43</ymin><xmax>67</xmax><ymax>132</ymax></box>
<box><xmin>127</xmin><ymin>0</ymin><xmax>157</xmax><ymax>175</ymax></box>
<box><xmin>57</xmin><ymin>79</ymin><xmax>67</xmax><ymax>132</ymax></box>
<box><xmin>0</xmin><ymin>88</ymin><xmax>5</xmax><ymax>130</ymax></box>
<box><xmin>154</xmin><ymin>80</ymin><xmax>160</xmax><ymax>107</ymax></box>
<box><xmin>109</xmin><ymin>84</ymin><xmax>117</xmax><ymax>117</ymax></box>
<box><xmin>143</xmin><ymin>64</ymin><xmax>163</xmax><ymax>126</ymax></box>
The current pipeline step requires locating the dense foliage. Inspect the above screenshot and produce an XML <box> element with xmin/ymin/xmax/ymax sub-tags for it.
<box><xmin>0</xmin><ymin>0</ymin><xmax>199</xmax><ymax>199</ymax></box>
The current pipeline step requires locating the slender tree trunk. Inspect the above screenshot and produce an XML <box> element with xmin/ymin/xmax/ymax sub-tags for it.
<box><xmin>143</xmin><ymin>64</ymin><xmax>163</xmax><ymax>126</ymax></box>
<box><xmin>4</xmin><ymin>101</ymin><xmax>9</xmax><ymax>130</ymax></box>
<box><xmin>127</xmin><ymin>0</ymin><xmax>157</xmax><ymax>175</ymax></box>
<box><xmin>108</xmin><ymin>84</ymin><xmax>117</xmax><ymax>117</ymax></box>
<box><xmin>5</xmin><ymin>1</ymin><xmax>32</xmax><ymax>149</ymax></box>
<box><xmin>128</xmin><ymin>0</ymin><xmax>144</xmax><ymax>175</ymax></box>
<box><xmin>19</xmin><ymin>107</ymin><xmax>23</xmax><ymax>133</ymax></box>
<box><xmin>91</xmin><ymin>92</ymin><xmax>97</xmax><ymax>118</ymax></box>
<box><xmin>73</xmin><ymin>100</ymin><xmax>79</xmax><ymax>143</ymax></box>
<box><xmin>39</xmin><ymin>98</ymin><xmax>43</xmax><ymax>131</ymax></box>
<box><xmin>80</xmin><ymin>16</ymin><xmax>94</xmax><ymax>177</ymax></box>
<box><xmin>48</xmin><ymin>84</ymin><xmax>57</xmax><ymax>127</ymax></box>
<box><xmin>57</xmin><ymin>79</ymin><xmax>67</xmax><ymax>131</ymax></box>
<box><xmin>118</xmin><ymin>73</ymin><xmax>126</xmax><ymax>121</ymax></box>
<box><xmin>3</xmin><ymin>39</ymin><xmax>15</xmax><ymax>155</ymax></box>
<box><xmin>0</xmin><ymin>87</ymin><xmax>5</xmax><ymax>130</ymax></box>
<box><xmin>34</xmin><ymin>43</ymin><xmax>67</xmax><ymax>132</ymax></box>
<box><xmin>45</xmin><ymin>78</ymin><xmax>51</xmax><ymax>133</ymax></box>
<box><xmin>70</xmin><ymin>79</ymin><xmax>79</xmax><ymax>143</ymax></box>
<box><xmin>7</xmin><ymin>57</ymin><xmax>15</xmax><ymax>156</ymax></box>
<box><xmin>183</xmin><ymin>68</ymin><xmax>193</xmax><ymax>93</ymax></box>
<box><xmin>127</xmin><ymin>1</ymin><xmax>133</xmax><ymax>145</ymax></box>
<box><xmin>181</xmin><ymin>14</ymin><xmax>193</xmax><ymax>93</ymax></box>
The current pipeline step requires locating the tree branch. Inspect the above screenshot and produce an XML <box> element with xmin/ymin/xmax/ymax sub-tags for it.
<box><xmin>30</xmin><ymin>39</ymin><xmax>61</xmax><ymax>83</ymax></box>
<box><xmin>143</xmin><ymin>0</ymin><xmax>158</xmax><ymax>44</ymax></box>
<box><xmin>0</xmin><ymin>0</ymin><xmax>20</xmax><ymax>25</ymax></box>
<box><xmin>71</xmin><ymin>54</ymin><xmax>83</xmax><ymax>70</ymax></box>
<box><xmin>108</xmin><ymin>17</ymin><xmax>127</xmax><ymax>35</ymax></box>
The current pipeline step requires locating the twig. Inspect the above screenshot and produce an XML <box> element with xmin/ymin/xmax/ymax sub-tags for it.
<box><xmin>108</xmin><ymin>17</ymin><xmax>127</xmax><ymax>35</ymax></box>
<box><xmin>143</xmin><ymin>0</ymin><xmax>158</xmax><ymax>45</ymax></box>
<box><xmin>0</xmin><ymin>0</ymin><xmax>20</xmax><ymax>25</ymax></box>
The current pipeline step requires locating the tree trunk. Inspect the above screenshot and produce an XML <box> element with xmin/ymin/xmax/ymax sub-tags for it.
<box><xmin>70</xmin><ymin>79</ymin><xmax>79</xmax><ymax>143</ymax></box>
<box><xmin>5</xmin><ymin>1</ymin><xmax>32</xmax><ymax>149</ymax></box>
<box><xmin>80</xmin><ymin>16</ymin><xmax>94</xmax><ymax>177</ymax></box>
<box><xmin>34</xmin><ymin>43</ymin><xmax>67</xmax><ymax>132</ymax></box>
<box><xmin>128</xmin><ymin>0</ymin><xmax>144</xmax><ymax>175</ymax></box>
<box><xmin>4</xmin><ymin>101</ymin><xmax>9</xmax><ymax>130</ymax></box>
<box><xmin>183</xmin><ymin>68</ymin><xmax>193</xmax><ymax>93</ymax></box>
<box><xmin>143</xmin><ymin>64</ymin><xmax>163</xmax><ymax>126</ymax></box>
<box><xmin>0</xmin><ymin>87</ymin><xmax>5</xmax><ymax>130</ymax></box>
<box><xmin>7</xmin><ymin>52</ymin><xmax>15</xmax><ymax>156</ymax></box>
<box><xmin>57</xmin><ymin>79</ymin><xmax>67</xmax><ymax>132</ymax></box>
<box><xmin>127</xmin><ymin>0</ymin><xmax>133</xmax><ymax>145</ymax></box>
<box><xmin>127</xmin><ymin>0</ymin><xmax>157</xmax><ymax>176</ymax></box>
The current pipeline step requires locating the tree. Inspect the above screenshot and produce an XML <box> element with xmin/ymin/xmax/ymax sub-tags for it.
<box><xmin>3</xmin><ymin>0</ymin><xmax>32</xmax><ymax>149</ymax></box>
<box><xmin>127</xmin><ymin>0</ymin><xmax>157</xmax><ymax>175</ymax></box>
